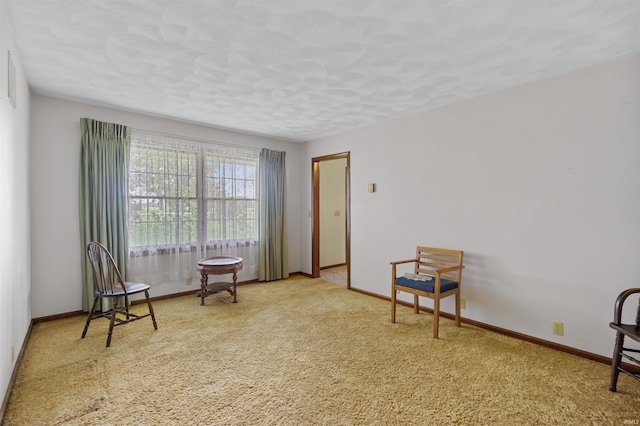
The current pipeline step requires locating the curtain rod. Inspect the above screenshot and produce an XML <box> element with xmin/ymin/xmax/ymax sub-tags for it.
<box><xmin>131</xmin><ymin>127</ymin><xmax>262</xmax><ymax>152</ymax></box>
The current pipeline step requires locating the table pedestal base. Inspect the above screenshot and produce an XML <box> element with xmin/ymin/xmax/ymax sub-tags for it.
<box><xmin>197</xmin><ymin>277</ymin><xmax>237</xmax><ymax>305</ymax></box>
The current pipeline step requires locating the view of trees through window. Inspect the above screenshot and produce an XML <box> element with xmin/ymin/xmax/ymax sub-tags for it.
<box><xmin>128</xmin><ymin>136</ymin><xmax>258</xmax><ymax>253</ymax></box>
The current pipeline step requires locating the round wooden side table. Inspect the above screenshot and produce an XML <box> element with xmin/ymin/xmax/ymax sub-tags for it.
<box><xmin>196</xmin><ymin>256</ymin><xmax>243</xmax><ymax>305</ymax></box>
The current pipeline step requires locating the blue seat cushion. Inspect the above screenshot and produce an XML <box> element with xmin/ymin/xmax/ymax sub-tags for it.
<box><xmin>394</xmin><ymin>276</ymin><xmax>458</xmax><ymax>293</ymax></box>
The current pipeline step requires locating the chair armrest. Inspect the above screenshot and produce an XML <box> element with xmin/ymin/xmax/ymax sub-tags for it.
<box><xmin>390</xmin><ymin>259</ymin><xmax>418</xmax><ymax>266</ymax></box>
<box><xmin>391</xmin><ymin>259</ymin><xmax>416</xmax><ymax>280</ymax></box>
<box><xmin>612</xmin><ymin>288</ymin><xmax>640</xmax><ymax>324</ymax></box>
<box><xmin>433</xmin><ymin>264</ymin><xmax>465</xmax><ymax>274</ymax></box>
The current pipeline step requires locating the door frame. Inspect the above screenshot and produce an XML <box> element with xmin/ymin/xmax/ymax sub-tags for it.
<box><xmin>312</xmin><ymin>152</ymin><xmax>351</xmax><ymax>288</ymax></box>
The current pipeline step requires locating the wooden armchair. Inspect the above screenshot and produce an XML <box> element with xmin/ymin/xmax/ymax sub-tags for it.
<box><xmin>609</xmin><ymin>287</ymin><xmax>640</xmax><ymax>391</ymax></box>
<box><xmin>391</xmin><ymin>246</ymin><xmax>464</xmax><ymax>338</ymax></box>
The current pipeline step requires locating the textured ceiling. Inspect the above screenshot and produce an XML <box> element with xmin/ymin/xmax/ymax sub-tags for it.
<box><xmin>5</xmin><ymin>0</ymin><xmax>640</xmax><ymax>142</ymax></box>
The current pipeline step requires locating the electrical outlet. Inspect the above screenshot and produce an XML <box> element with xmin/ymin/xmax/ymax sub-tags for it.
<box><xmin>552</xmin><ymin>321</ymin><xmax>564</xmax><ymax>336</ymax></box>
<box><xmin>460</xmin><ymin>298</ymin><xmax>466</xmax><ymax>309</ymax></box>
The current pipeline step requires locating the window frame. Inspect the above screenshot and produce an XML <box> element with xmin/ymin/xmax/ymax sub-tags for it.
<box><xmin>128</xmin><ymin>131</ymin><xmax>259</xmax><ymax>256</ymax></box>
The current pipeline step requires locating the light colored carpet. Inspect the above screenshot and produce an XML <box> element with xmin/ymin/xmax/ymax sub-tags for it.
<box><xmin>3</xmin><ymin>276</ymin><xmax>639</xmax><ymax>425</ymax></box>
<box><xmin>320</xmin><ymin>265</ymin><xmax>347</xmax><ymax>286</ymax></box>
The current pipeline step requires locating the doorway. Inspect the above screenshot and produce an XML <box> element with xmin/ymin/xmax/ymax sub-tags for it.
<box><xmin>312</xmin><ymin>152</ymin><xmax>350</xmax><ymax>288</ymax></box>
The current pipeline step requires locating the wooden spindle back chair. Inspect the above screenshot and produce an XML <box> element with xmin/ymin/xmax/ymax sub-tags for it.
<box><xmin>82</xmin><ymin>241</ymin><xmax>158</xmax><ymax>347</ymax></box>
<box><xmin>609</xmin><ymin>288</ymin><xmax>640</xmax><ymax>391</ymax></box>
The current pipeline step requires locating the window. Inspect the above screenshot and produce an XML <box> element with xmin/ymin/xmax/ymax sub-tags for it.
<box><xmin>203</xmin><ymin>152</ymin><xmax>257</xmax><ymax>245</ymax></box>
<box><xmin>129</xmin><ymin>143</ymin><xmax>199</xmax><ymax>252</ymax></box>
<box><xmin>128</xmin><ymin>131</ymin><xmax>258</xmax><ymax>263</ymax></box>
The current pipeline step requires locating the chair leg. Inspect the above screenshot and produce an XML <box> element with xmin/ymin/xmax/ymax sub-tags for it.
<box><xmin>454</xmin><ymin>291</ymin><xmax>461</xmax><ymax>327</ymax></box>
<box><xmin>413</xmin><ymin>294</ymin><xmax>419</xmax><ymax>314</ymax></box>
<box><xmin>391</xmin><ymin>288</ymin><xmax>397</xmax><ymax>323</ymax></box>
<box><xmin>610</xmin><ymin>332</ymin><xmax>624</xmax><ymax>392</ymax></box>
<box><xmin>145</xmin><ymin>290</ymin><xmax>158</xmax><ymax>330</ymax></box>
<box><xmin>124</xmin><ymin>295</ymin><xmax>130</xmax><ymax>321</ymax></box>
<box><xmin>81</xmin><ymin>297</ymin><xmax>99</xmax><ymax>339</ymax></box>
<box><xmin>106</xmin><ymin>298</ymin><xmax>118</xmax><ymax>348</ymax></box>
<box><xmin>433</xmin><ymin>296</ymin><xmax>440</xmax><ymax>339</ymax></box>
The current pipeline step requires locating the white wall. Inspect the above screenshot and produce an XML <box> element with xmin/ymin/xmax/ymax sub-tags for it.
<box><xmin>319</xmin><ymin>158</ymin><xmax>346</xmax><ymax>267</ymax></box>
<box><xmin>0</xmin><ymin>0</ymin><xmax>30</xmax><ymax>410</ymax></box>
<box><xmin>302</xmin><ymin>54</ymin><xmax>640</xmax><ymax>358</ymax></box>
<box><xmin>30</xmin><ymin>95</ymin><xmax>303</xmax><ymax>318</ymax></box>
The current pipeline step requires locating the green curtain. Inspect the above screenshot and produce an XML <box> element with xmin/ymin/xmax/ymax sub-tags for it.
<box><xmin>258</xmin><ymin>148</ymin><xmax>289</xmax><ymax>281</ymax></box>
<box><xmin>79</xmin><ymin>118</ymin><xmax>130</xmax><ymax>311</ymax></box>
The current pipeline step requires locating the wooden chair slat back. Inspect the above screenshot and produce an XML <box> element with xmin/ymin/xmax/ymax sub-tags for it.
<box><xmin>415</xmin><ymin>246</ymin><xmax>464</xmax><ymax>282</ymax></box>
